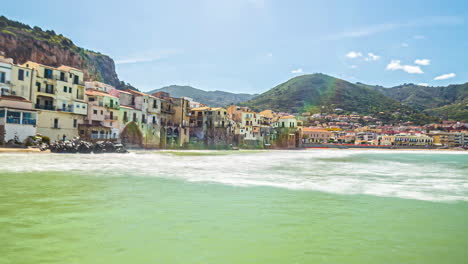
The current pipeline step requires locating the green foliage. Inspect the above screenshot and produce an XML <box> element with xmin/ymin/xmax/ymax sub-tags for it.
<box><xmin>363</xmin><ymin>82</ymin><xmax>468</xmax><ymax>121</ymax></box>
<box><xmin>41</xmin><ymin>136</ymin><xmax>50</xmax><ymax>145</ymax></box>
<box><xmin>242</xmin><ymin>73</ymin><xmax>438</xmax><ymax>124</ymax></box>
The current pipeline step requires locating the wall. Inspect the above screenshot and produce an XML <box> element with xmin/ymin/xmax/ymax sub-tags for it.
<box><xmin>4</xmin><ymin>123</ymin><xmax>36</xmax><ymax>142</ymax></box>
<box><xmin>36</xmin><ymin>111</ymin><xmax>84</xmax><ymax>141</ymax></box>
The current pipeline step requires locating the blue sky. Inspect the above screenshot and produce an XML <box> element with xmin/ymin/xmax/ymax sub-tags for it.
<box><xmin>2</xmin><ymin>0</ymin><xmax>468</xmax><ymax>93</ymax></box>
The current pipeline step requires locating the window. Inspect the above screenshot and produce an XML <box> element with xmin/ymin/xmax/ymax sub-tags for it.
<box><xmin>100</xmin><ymin>110</ymin><xmax>103</xmax><ymax>115</ymax></box>
<box><xmin>93</xmin><ymin>109</ymin><xmax>98</xmax><ymax>115</ymax></box>
<box><xmin>53</xmin><ymin>118</ymin><xmax>59</xmax><ymax>129</ymax></box>
<box><xmin>26</xmin><ymin>71</ymin><xmax>29</xmax><ymax>77</ymax></box>
<box><xmin>46</xmin><ymin>84</ymin><xmax>54</xmax><ymax>94</ymax></box>
<box><xmin>152</xmin><ymin>116</ymin><xmax>156</xmax><ymax>124</ymax></box>
<box><xmin>73</xmin><ymin>75</ymin><xmax>79</xmax><ymax>84</ymax></box>
<box><xmin>60</xmin><ymin>72</ymin><xmax>65</xmax><ymax>81</ymax></box>
<box><xmin>69</xmin><ymin>87</ymin><xmax>72</xmax><ymax>93</ymax></box>
<box><xmin>123</xmin><ymin>112</ymin><xmax>128</xmax><ymax>122</ymax></box>
<box><xmin>73</xmin><ymin>119</ymin><xmax>77</xmax><ymax>128</ymax></box>
<box><xmin>63</xmin><ymin>86</ymin><xmax>67</xmax><ymax>93</ymax></box>
<box><xmin>44</xmin><ymin>68</ymin><xmax>53</xmax><ymax>79</ymax></box>
<box><xmin>133</xmin><ymin>113</ymin><xmax>137</xmax><ymax>122</ymax></box>
<box><xmin>0</xmin><ymin>72</ymin><xmax>5</xmax><ymax>83</ymax></box>
<box><xmin>18</xmin><ymin>69</ymin><xmax>24</xmax><ymax>80</ymax></box>
<box><xmin>6</xmin><ymin>111</ymin><xmax>21</xmax><ymax>124</ymax></box>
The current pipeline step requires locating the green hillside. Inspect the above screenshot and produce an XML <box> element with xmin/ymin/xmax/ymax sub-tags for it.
<box><xmin>362</xmin><ymin>83</ymin><xmax>468</xmax><ymax>121</ymax></box>
<box><xmin>149</xmin><ymin>85</ymin><xmax>256</xmax><ymax>107</ymax></box>
<box><xmin>242</xmin><ymin>74</ymin><xmax>438</xmax><ymax>124</ymax></box>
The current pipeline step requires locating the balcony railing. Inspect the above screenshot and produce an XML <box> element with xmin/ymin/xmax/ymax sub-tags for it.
<box><xmin>162</xmin><ymin>109</ymin><xmax>175</xmax><ymax>114</ymax></box>
<box><xmin>54</xmin><ymin>74</ymin><xmax>68</xmax><ymax>82</ymax></box>
<box><xmin>104</xmin><ymin>115</ymin><xmax>118</xmax><ymax>120</ymax></box>
<box><xmin>35</xmin><ymin>104</ymin><xmax>55</xmax><ymax>111</ymax></box>
<box><xmin>57</xmin><ymin>106</ymin><xmax>74</xmax><ymax>113</ymax></box>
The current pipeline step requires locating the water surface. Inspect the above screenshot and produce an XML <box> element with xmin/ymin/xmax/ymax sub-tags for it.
<box><xmin>1</xmin><ymin>150</ymin><xmax>467</xmax><ymax>263</ymax></box>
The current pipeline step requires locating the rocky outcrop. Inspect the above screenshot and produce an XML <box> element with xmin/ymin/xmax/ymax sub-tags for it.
<box><xmin>0</xmin><ymin>16</ymin><xmax>121</xmax><ymax>87</ymax></box>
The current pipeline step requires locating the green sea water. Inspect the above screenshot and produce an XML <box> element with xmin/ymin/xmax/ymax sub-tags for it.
<box><xmin>1</xmin><ymin>150</ymin><xmax>467</xmax><ymax>264</ymax></box>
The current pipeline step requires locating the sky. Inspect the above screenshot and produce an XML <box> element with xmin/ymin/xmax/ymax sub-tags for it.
<box><xmin>2</xmin><ymin>0</ymin><xmax>468</xmax><ymax>94</ymax></box>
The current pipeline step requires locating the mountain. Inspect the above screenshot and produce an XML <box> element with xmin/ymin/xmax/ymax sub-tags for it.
<box><xmin>149</xmin><ymin>85</ymin><xmax>256</xmax><ymax>107</ymax></box>
<box><xmin>363</xmin><ymin>83</ymin><xmax>468</xmax><ymax>121</ymax></box>
<box><xmin>242</xmin><ymin>73</ymin><xmax>439</xmax><ymax>124</ymax></box>
<box><xmin>0</xmin><ymin>15</ymin><xmax>135</xmax><ymax>90</ymax></box>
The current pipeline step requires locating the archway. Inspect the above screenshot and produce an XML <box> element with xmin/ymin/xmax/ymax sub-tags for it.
<box><xmin>120</xmin><ymin>122</ymin><xmax>143</xmax><ymax>148</ymax></box>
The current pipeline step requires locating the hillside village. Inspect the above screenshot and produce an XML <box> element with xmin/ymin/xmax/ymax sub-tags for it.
<box><xmin>0</xmin><ymin>52</ymin><xmax>467</xmax><ymax>150</ymax></box>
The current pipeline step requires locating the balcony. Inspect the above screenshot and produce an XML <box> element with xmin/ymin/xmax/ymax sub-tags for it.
<box><xmin>105</xmin><ymin>115</ymin><xmax>118</xmax><ymax>120</ymax></box>
<box><xmin>35</xmin><ymin>104</ymin><xmax>55</xmax><ymax>111</ymax></box>
<box><xmin>54</xmin><ymin>74</ymin><xmax>68</xmax><ymax>82</ymax></box>
<box><xmin>57</xmin><ymin>106</ymin><xmax>74</xmax><ymax>113</ymax></box>
<box><xmin>162</xmin><ymin>108</ymin><xmax>175</xmax><ymax>114</ymax></box>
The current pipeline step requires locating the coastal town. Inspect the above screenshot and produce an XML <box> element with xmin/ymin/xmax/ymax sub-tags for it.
<box><xmin>0</xmin><ymin>52</ymin><xmax>467</xmax><ymax>150</ymax></box>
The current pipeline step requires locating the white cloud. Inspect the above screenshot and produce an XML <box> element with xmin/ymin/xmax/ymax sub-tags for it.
<box><xmin>401</xmin><ymin>42</ymin><xmax>409</xmax><ymax>47</ymax></box>
<box><xmin>414</xmin><ymin>59</ymin><xmax>430</xmax><ymax>66</ymax></box>
<box><xmin>386</xmin><ymin>60</ymin><xmax>424</xmax><ymax>74</ymax></box>
<box><xmin>365</xmin><ymin>52</ymin><xmax>380</xmax><ymax>61</ymax></box>
<box><xmin>346</xmin><ymin>51</ymin><xmax>362</xmax><ymax>59</ymax></box>
<box><xmin>413</xmin><ymin>35</ymin><xmax>426</xmax><ymax>39</ymax></box>
<box><xmin>418</xmin><ymin>83</ymin><xmax>429</xmax><ymax>86</ymax></box>
<box><xmin>266</xmin><ymin>52</ymin><xmax>273</xmax><ymax>57</ymax></box>
<box><xmin>291</xmin><ymin>68</ymin><xmax>303</xmax><ymax>74</ymax></box>
<box><xmin>434</xmin><ymin>73</ymin><xmax>456</xmax><ymax>80</ymax></box>
<box><xmin>349</xmin><ymin>65</ymin><xmax>358</xmax><ymax>69</ymax></box>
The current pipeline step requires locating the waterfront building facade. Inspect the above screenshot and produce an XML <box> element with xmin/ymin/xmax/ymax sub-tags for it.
<box><xmin>23</xmin><ymin>62</ymin><xmax>87</xmax><ymax>141</ymax></box>
<box><xmin>0</xmin><ymin>95</ymin><xmax>37</xmax><ymax>143</ymax></box>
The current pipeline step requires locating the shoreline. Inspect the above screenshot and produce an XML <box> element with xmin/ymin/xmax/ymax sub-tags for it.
<box><xmin>0</xmin><ymin>147</ymin><xmax>465</xmax><ymax>153</ymax></box>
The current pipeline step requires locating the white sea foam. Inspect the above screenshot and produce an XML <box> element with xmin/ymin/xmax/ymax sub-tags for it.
<box><xmin>1</xmin><ymin>150</ymin><xmax>467</xmax><ymax>202</ymax></box>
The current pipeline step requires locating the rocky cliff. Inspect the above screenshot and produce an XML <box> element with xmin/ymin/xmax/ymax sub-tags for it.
<box><xmin>0</xmin><ymin>16</ymin><xmax>131</xmax><ymax>89</ymax></box>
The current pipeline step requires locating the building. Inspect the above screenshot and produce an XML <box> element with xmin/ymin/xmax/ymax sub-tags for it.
<box><xmin>23</xmin><ymin>62</ymin><xmax>87</xmax><ymax>141</ymax></box>
<box><xmin>79</xmin><ymin>88</ymin><xmax>120</xmax><ymax>141</ymax></box>
<box><xmin>189</xmin><ymin>106</ymin><xmax>234</xmax><ymax>146</ymax></box>
<box><xmin>393</xmin><ymin>134</ymin><xmax>433</xmax><ymax>146</ymax></box>
<box><xmin>302</xmin><ymin>128</ymin><xmax>332</xmax><ymax>143</ymax></box>
<box><xmin>274</xmin><ymin>116</ymin><xmax>303</xmax><ymax>148</ymax></box>
<box><xmin>0</xmin><ymin>95</ymin><xmax>37</xmax><ymax>143</ymax></box>
<box><xmin>0</xmin><ymin>53</ymin><xmax>13</xmax><ymax>96</ymax></box>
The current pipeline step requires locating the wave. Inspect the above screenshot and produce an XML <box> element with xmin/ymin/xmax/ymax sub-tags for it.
<box><xmin>1</xmin><ymin>150</ymin><xmax>467</xmax><ymax>202</ymax></box>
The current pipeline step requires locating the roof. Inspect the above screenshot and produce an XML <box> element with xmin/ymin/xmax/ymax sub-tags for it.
<box><xmin>57</xmin><ymin>65</ymin><xmax>82</xmax><ymax>72</ymax></box>
<box><xmin>117</xmin><ymin>90</ymin><xmax>132</xmax><ymax>95</ymax></box>
<box><xmin>302</xmin><ymin>127</ymin><xmax>330</xmax><ymax>132</ymax></box>
<box><xmin>210</xmin><ymin>107</ymin><xmax>225</xmax><ymax>111</ymax></box>
<box><xmin>86</xmin><ymin>89</ymin><xmax>119</xmax><ymax>99</ymax></box>
<box><xmin>120</xmin><ymin>105</ymin><xmax>139</xmax><ymax>110</ymax></box>
<box><xmin>0</xmin><ymin>95</ymin><xmax>31</xmax><ymax>103</ymax></box>
<box><xmin>126</xmin><ymin>89</ymin><xmax>148</xmax><ymax>96</ymax></box>
<box><xmin>259</xmin><ymin>110</ymin><xmax>274</xmax><ymax>118</ymax></box>
<box><xmin>279</xmin><ymin>115</ymin><xmax>295</xmax><ymax>119</ymax></box>
<box><xmin>192</xmin><ymin>107</ymin><xmax>210</xmax><ymax>111</ymax></box>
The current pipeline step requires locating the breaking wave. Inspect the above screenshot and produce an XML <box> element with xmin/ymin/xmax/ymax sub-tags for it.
<box><xmin>1</xmin><ymin>149</ymin><xmax>467</xmax><ymax>202</ymax></box>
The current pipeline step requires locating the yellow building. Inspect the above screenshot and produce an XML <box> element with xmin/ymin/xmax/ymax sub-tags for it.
<box><xmin>23</xmin><ymin>61</ymin><xmax>87</xmax><ymax>141</ymax></box>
